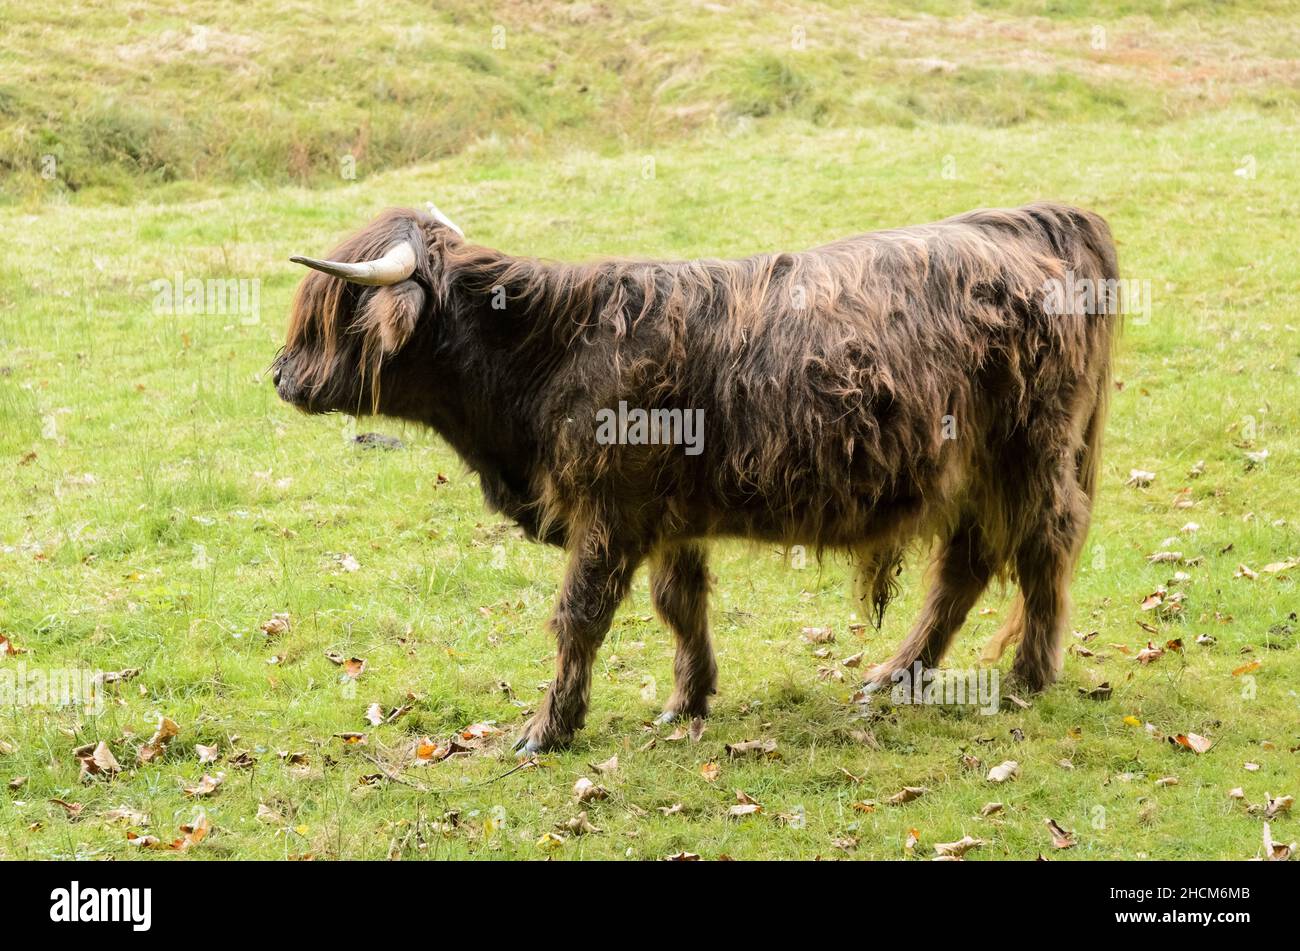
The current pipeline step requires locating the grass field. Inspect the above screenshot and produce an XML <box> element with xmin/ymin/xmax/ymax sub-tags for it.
<box><xmin>1</xmin><ymin>1</ymin><xmax>1297</xmax><ymax>860</ymax></box>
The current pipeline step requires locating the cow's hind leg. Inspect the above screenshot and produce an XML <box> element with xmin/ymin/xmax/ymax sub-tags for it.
<box><xmin>649</xmin><ymin>541</ymin><xmax>717</xmax><ymax>722</ymax></box>
<box><xmin>514</xmin><ymin>526</ymin><xmax>644</xmax><ymax>754</ymax></box>
<box><xmin>1008</xmin><ymin>478</ymin><xmax>1089</xmax><ymax>692</ymax></box>
<box><xmin>863</xmin><ymin>520</ymin><xmax>993</xmax><ymax>693</ymax></box>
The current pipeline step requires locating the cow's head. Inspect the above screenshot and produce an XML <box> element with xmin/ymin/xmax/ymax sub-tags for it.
<box><xmin>273</xmin><ymin>205</ymin><xmax>462</xmax><ymax>416</ymax></box>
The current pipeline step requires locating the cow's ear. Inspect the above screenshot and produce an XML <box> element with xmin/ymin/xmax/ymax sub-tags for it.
<box><xmin>363</xmin><ymin>280</ymin><xmax>425</xmax><ymax>353</ymax></box>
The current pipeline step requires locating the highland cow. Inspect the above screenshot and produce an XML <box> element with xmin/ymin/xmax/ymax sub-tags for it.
<box><xmin>274</xmin><ymin>201</ymin><xmax>1119</xmax><ymax>752</ymax></box>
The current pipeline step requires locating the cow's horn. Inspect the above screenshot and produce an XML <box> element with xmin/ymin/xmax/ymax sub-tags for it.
<box><xmin>290</xmin><ymin>241</ymin><xmax>416</xmax><ymax>286</ymax></box>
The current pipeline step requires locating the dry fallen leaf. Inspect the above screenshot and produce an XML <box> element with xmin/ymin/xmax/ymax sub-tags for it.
<box><xmin>195</xmin><ymin>744</ymin><xmax>220</xmax><ymax>765</ymax></box>
<box><xmin>987</xmin><ymin>760</ymin><xmax>1020</xmax><ymax>783</ymax></box>
<box><xmin>50</xmin><ymin>798</ymin><xmax>84</xmax><ymax>820</ymax></box>
<box><xmin>1045</xmin><ymin>817</ymin><xmax>1076</xmax><ymax>849</ymax></box>
<box><xmin>934</xmin><ymin>835</ymin><xmax>985</xmax><ymax>858</ymax></box>
<box><xmin>700</xmin><ymin>762</ymin><xmax>721</xmax><ymax>782</ymax></box>
<box><xmin>886</xmin><ymin>786</ymin><xmax>929</xmax><ymax>806</ymax></box>
<box><xmin>573</xmin><ymin>777</ymin><xmax>608</xmax><ymax>803</ymax></box>
<box><xmin>1078</xmin><ymin>683</ymin><xmax>1112</xmax><ymax>701</ymax></box>
<box><xmin>183</xmin><ymin>773</ymin><xmax>225</xmax><ymax>797</ymax></box>
<box><xmin>800</xmin><ymin>626</ymin><xmax>834</xmax><ymax>644</ymax></box>
<box><xmin>1263</xmin><ymin>794</ymin><xmax>1294</xmax><ymax>820</ymax></box>
<box><xmin>725</xmin><ymin>738</ymin><xmax>778</xmax><ymax>759</ymax></box>
<box><xmin>77</xmin><ymin>741</ymin><xmax>122</xmax><ymax>781</ymax></box>
<box><xmin>1171</xmin><ymin>733</ymin><xmax>1213</xmax><ymax>754</ymax></box>
<box><xmin>102</xmin><ymin>805</ymin><xmax>148</xmax><ymax>825</ymax></box>
<box><xmin>260</xmin><ymin>613</ymin><xmax>291</xmax><ymax>638</ymax></box>
<box><xmin>979</xmin><ymin>802</ymin><xmax>1004</xmax><ymax>818</ymax></box>
<box><xmin>564</xmin><ymin>811</ymin><xmax>601</xmax><ymax>836</ymax></box>
<box><xmin>137</xmin><ymin>715</ymin><xmax>180</xmax><ymax>765</ymax></box>
<box><xmin>1261</xmin><ymin>822</ymin><xmax>1295</xmax><ymax>861</ymax></box>
<box><xmin>589</xmin><ymin>755</ymin><xmax>619</xmax><ymax>775</ymax></box>
<box><xmin>1125</xmin><ymin>469</ymin><xmax>1156</xmax><ymax>487</ymax></box>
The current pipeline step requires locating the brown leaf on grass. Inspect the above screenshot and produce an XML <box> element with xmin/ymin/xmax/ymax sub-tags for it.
<box><xmin>333</xmin><ymin>732</ymin><xmax>367</xmax><ymax>745</ymax></box>
<box><xmin>1263</xmin><ymin>794</ymin><xmax>1294</xmax><ymax>819</ymax></box>
<box><xmin>1155</xmin><ymin>776</ymin><xmax>1179</xmax><ymax>787</ymax></box>
<box><xmin>833</xmin><ymin>835</ymin><xmax>860</xmax><ymax>851</ymax></box>
<box><xmin>1125</xmin><ymin>469</ymin><xmax>1156</xmax><ymax>487</ymax></box>
<box><xmin>365</xmin><ymin>703</ymin><xmax>385</xmax><ymax>727</ymax></box>
<box><xmin>460</xmin><ymin>722</ymin><xmax>501</xmax><ymax>740</ymax></box>
<box><xmin>665</xmin><ymin>851</ymin><xmax>701</xmax><ymax>861</ymax></box>
<box><xmin>564</xmin><ymin>811</ymin><xmax>600</xmax><ymax>836</ymax></box>
<box><xmin>1146</xmin><ymin>551</ymin><xmax>1182</xmax><ymax>564</ymax></box>
<box><xmin>259</xmin><ymin>613</ymin><xmax>291</xmax><ymax>638</ymax></box>
<box><xmin>325</xmin><ymin>651</ymin><xmax>367</xmax><ymax>678</ymax></box>
<box><xmin>1135</xmin><ymin>642</ymin><xmax>1165</xmax><ymax>665</ymax></box>
<box><xmin>1170</xmin><ymin>733</ymin><xmax>1213</xmax><ymax>754</ymax></box>
<box><xmin>195</xmin><ymin>744</ymin><xmax>220</xmax><ymax>765</ymax></box>
<box><xmin>725</xmin><ymin>738</ymin><xmax>778</xmax><ymax>759</ymax></box>
<box><xmin>128</xmin><ymin>811</ymin><xmax>210</xmax><ymax>852</ymax></box>
<box><xmin>700</xmin><ymin>762</ymin><xmax>721</xmax><ymax>782</ymax></box>
<box><xmin>1078</xmin><ymin>683</ymin><xmax>1112</xmax><ymax>700</ymax></box>
<box><xmin>228</xmin><ymin>750</ymin><xmax>256</xmax><ymax>769</ymax></box>
<box><xmin>1232</xmin><ymin>659</ymin><xmax>1262</xmax><ymax>676</ymax></box>
<box><xmin>934</xmin><ymin>835</ymin><xmax>985</xmax><ymax>858</ymax></box>
<box><xmin>93</xmin><ymin>668</ymin><xmax>141</xmax><ymax>687</ymax></box>
<box><xmin>842</xmin><ymin>651</ymin><xmax>864</xmax><ymax>668</ymax></box>
<box><xmin>658</xmin><ymin>803</ymin><xmax>684</xmax><ymax>816</ymax></box>
<box><xmin>183</xmin><ymin>773</ymin><xmax>225</xmax><ymax>797</ymax></box>
<box><xmin>573</xmin><ymin>777</ymin><xmax>608</xmax><ymax>803</ymax></box>
<box><xmin>102</xmin><ymin>805</ymin><xmax>148</xmax><ymax>825</ymax></box>
<box><xmin>76</xmin><ymin>741</ymin><xmax>122</xmax><ymax>780</ymax></box>
<box><xmin>1261</xmin><ymin>559</ymin><xmax>1299</xmax><ymax>574</ymax></box>
<box><xmin>903</xmin><ymin>828</ymin><xmax>921</xmax><ymax>854</ymax></box>
<box><xmin>589</xmin><ymin>755</ymin><xmax>619</xmax><ymax>775</ymax></box>
<box><xmin>50</xmin><ymin>798</ymin><xmax>85</xmax><ymax>820</ymax></box>
<box><xmin>1261</xmin><ymin>823</ymin><xmax>1295</xmax><ymax>861</ymax></box>
<box><xmin>1235</xmin><ymin>564</ymin><xmax>1259</xmax><ymax>580</ymax></box>
<box><xmin>979</xmin><ymin>802</ymin><xmax>1004</xmax><ymax>818</ymax></box>
<box><xmin>987</xmin><ymin>760</ymin><xmax>1020</xmax><ymax>783</ymax></box>
<box><xmin>0</xmin><ymin>633</ymin><xmax>26</xmax><ymax>656</ymax></box>
<box><xmin>256</xmin><ymin>803</ymin><xmax>284</xmax><ymax>825</ymax></box>
<box><xmin>1045</xmin><ymin>818</ymin><xmax>1076</xmax><ymax>849</ymax></box>
<box><xmin>1228</xmin><ymin>787</ymin><xmax>1246</xmax><ymax>800</ymax></box>
<box><xmin>8</xmin><ymin>776</ymin><xmax>27</xmax><ymax>791</ymax></box>
<box><xmin>137</xmin><ymin>715</ymin><xmax>180</xmax><ymax>764</ymax></box>
<box><xmin>886</xmin><ymin>786</ymin><xmax>929</xmax><ymax>806</ymax></box>
<box><xmin>688</xmin><ymin>717</ymin><xmax>706</xmax><ymax>742</ymax></box>
<box><xmin>800</xmin><ymin>626</ymin><xmax>834</xmax><ymax>644</ymax></box>
<box><xmin>728</xmin><ymin>802</ymin><xmax>763</xmax><ymax>819</ymax></box>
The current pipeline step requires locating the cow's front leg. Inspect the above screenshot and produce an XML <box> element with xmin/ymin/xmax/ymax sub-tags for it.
<box><xmin>514</xmin><ymin>529</ymin><xmax>644</xmax><ymax>754</ymax></box>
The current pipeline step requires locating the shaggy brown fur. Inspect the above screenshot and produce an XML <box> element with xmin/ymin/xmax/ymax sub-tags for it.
<box><xmin>274</xmin><ymin>201</ymin><xmax>1120</xmax><ymax>751</ymax></box>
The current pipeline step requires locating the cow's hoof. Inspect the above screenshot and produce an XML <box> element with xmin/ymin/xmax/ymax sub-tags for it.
<box><xmin>512</xmin><ymin>735</ymin><xmax>543</xmax><ymax>757</ymax></box>
<box><xmin>655</xmin><ymin>706</ymin><xmax>709</xmax><ymax>726</ymax></box>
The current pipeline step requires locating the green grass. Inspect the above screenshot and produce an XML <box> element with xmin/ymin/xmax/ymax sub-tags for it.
<box><xmin>0</xmin><ymin>1</ymin><xmax>1297</xmax><ymax>860</ymax></box>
